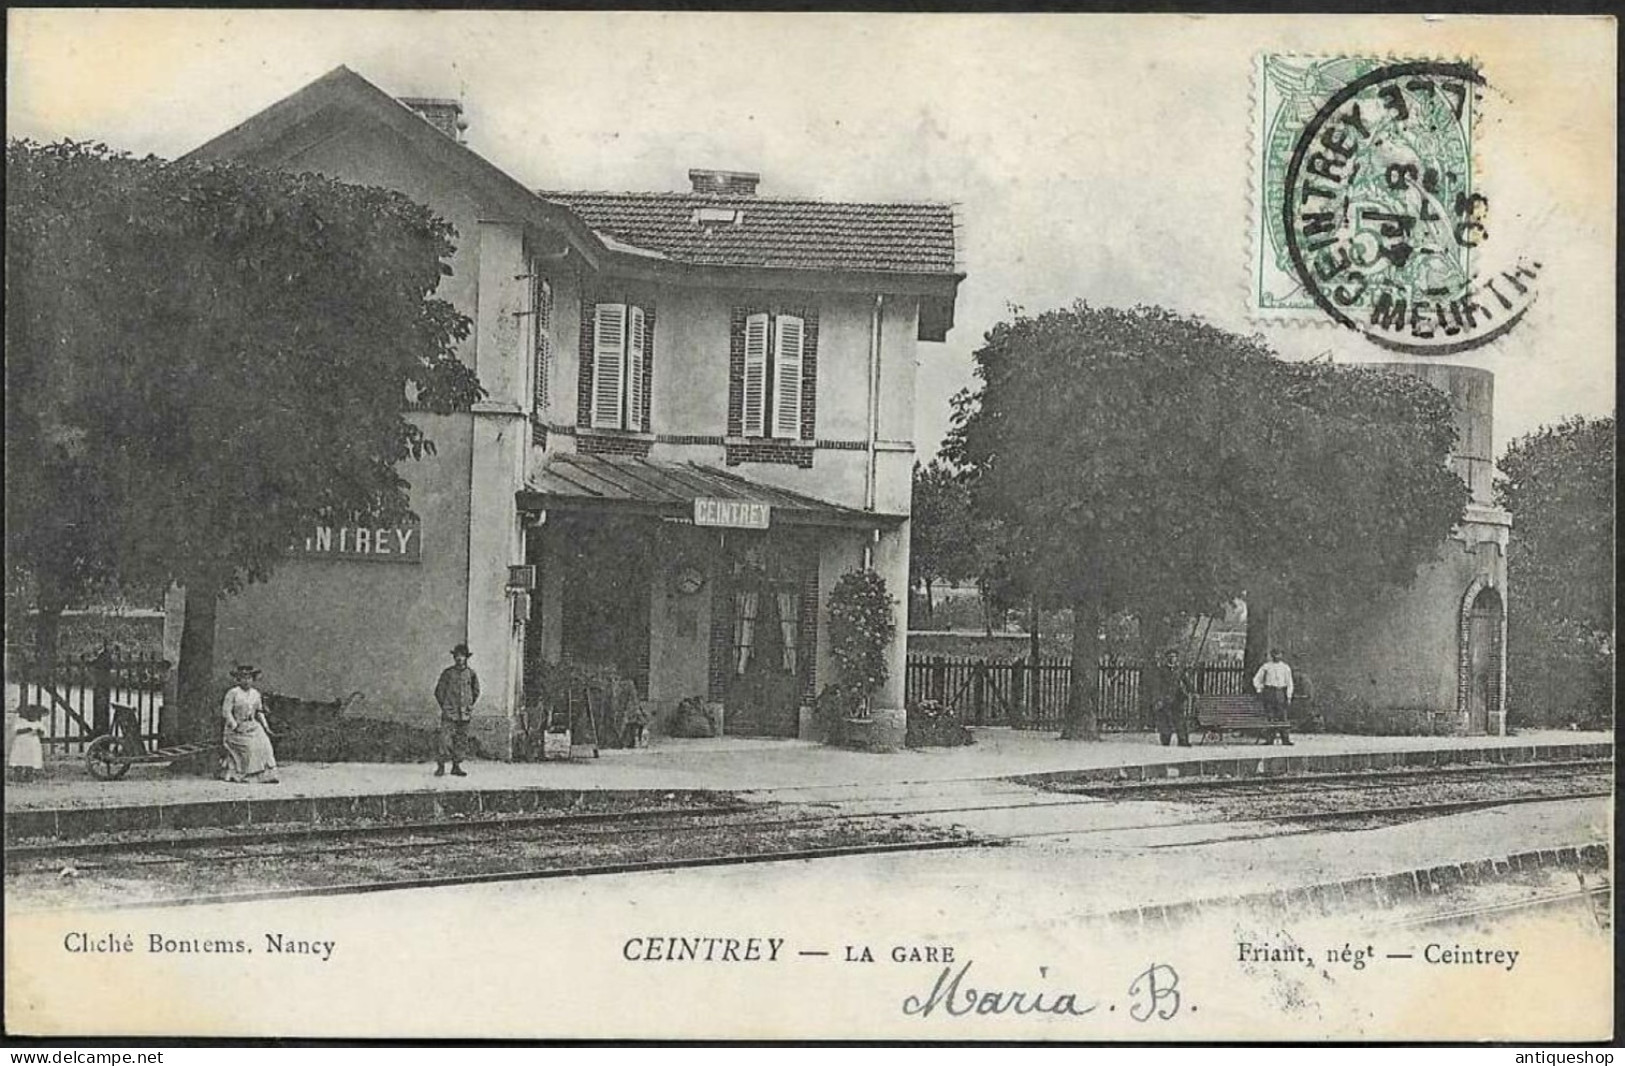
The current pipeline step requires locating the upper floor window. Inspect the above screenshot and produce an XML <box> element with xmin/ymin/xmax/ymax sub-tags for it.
<box><xmin>730</xmin><ymin>306</ymin><xmax>818</xmax><ymax>442</ymax></box>
<box><xmin>579</xmin><ymin>298</ymin><xmax>654</xmax><ymax>432</ymax></box>
<box><xmin>532</xmin><ymin>275</ymin><xmax>553</xmax><ymax>413</ymax></box>
<box><xmin>530</xmin><ymin>275</ymin><xmax>553</xmax><ymax>445</ymax></box>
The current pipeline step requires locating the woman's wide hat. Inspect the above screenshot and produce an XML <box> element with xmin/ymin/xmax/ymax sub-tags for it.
<box><xmin>232</xmin><ymin>663</ymin><xmax>261</xmax><ymax>679</ymax></box>
<box><xmin>450</xmin><ymin>643</ymin><xmax>473</xmax><ymax>658</ymax></box>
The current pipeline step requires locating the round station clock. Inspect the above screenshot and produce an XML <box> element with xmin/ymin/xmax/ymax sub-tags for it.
<box><xmin>673</xmin><ymin>566</ymin><xmax>707</xmax><ymax>595</ymax></box>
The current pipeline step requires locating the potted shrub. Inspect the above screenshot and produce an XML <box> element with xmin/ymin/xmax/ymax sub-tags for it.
<box><xmin>824</xmin><ymin>568</ymin><xmax>901</xmax><ymax>751</ymax></box>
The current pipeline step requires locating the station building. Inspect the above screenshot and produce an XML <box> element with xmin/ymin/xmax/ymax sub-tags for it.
<box><xmin>171</xmin><ymin>67</ymin><xmax>962</xmax><ymax>755</ymax></box>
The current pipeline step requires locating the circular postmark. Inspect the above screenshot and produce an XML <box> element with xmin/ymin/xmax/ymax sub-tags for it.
<box><xmin>1283</xmin><ymin>60</ymin><xmax>1539</xmax><ymax>355</ymax></box>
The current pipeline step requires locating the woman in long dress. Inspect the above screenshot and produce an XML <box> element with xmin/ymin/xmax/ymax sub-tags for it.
<box><xmin>221</xmin><ymin>664</ymin><xmax>278</xmax><ymax>784</ymax></box>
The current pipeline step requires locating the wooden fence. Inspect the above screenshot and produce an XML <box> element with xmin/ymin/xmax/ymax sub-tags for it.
<box><xmin>8</xmin><ymin>648</ymin><xmax>168</xmax><ymax>751</ymax></box>
<box><xmin>905</xmin><ymin>655</ymin><xmax>1248</xmax><ymax>732</ymax></box>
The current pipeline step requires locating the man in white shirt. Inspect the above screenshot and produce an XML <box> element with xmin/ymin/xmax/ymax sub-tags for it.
<box><xmin>1252</xmin><ymin>648</ymin><xmax>1294</xmax><ymax>745</ymax></box>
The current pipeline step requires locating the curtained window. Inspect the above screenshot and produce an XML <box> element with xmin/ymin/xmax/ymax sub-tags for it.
<box><xmin>776</xmin><ymin>589</ymin><xmax>798</xmax><ymax>673</ymax></box>
<box><xmin>733</xmin><ymin>589</ymin><xmax>759</xmax><ymax>674</ymax></box>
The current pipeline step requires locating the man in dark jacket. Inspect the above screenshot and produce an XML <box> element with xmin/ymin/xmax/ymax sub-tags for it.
<box><xmin>434</xmin><ymin>643</ymin><xmax>480</xmax><ymax>777</ymax></box>
<box><xmin>1147</xmin><ymin>649</ymin><xmax>1192</xmax><ymax>747</ymax></box>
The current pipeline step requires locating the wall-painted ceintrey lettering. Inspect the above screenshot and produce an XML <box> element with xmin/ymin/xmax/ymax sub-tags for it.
<box><xmin>291</xmin><ymin>522</ymin><xmax>422</xmax><ymax>563</ymax></box>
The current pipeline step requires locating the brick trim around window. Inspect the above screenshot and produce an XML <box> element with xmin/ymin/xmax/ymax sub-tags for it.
<box><xmin>725</xmin><ymin>440</ymin><xmax>815</xmax><ymax>468</ymax></box>
<box><xmin>577</xmin><ymin>431</ymin><xmax>654</xmax><ymax>459</ymax></box>
<box><xmin>578</xmin><ymin>292</ymin><xmax>656</xmax><ymax>432</ymax></box>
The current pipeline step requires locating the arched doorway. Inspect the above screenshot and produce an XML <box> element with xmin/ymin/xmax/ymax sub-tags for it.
<box><xmin>1461</xmin><ymin>585</ymin><xmax>1504</xmax><ymax>735</ymax></box>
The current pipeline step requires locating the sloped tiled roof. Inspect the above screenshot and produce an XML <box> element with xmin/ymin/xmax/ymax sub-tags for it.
<box><xmin>187</xmin><ymin>65</ymin><xmax>958</xmax><ymax>335</ymax></box>
<box><xmin>540</xmin><ymin>191</ymin><xmax>958</xmax><ymax>276</ymax></box>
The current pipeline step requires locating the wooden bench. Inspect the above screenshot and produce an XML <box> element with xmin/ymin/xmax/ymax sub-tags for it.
<box><xmin>1191</xmin><ymin>693</ymin><xmax>1292</xmax><ymax>745</ymax></box>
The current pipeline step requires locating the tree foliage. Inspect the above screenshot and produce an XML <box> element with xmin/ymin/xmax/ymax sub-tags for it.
<box><xmin>6</xmin><ymin>140</ymin><xmax>482</xmax><ymax>739</ymax></box>
<box><xmin>909</xmin><ymin>459</ymin><xmax>1004</xmax><ymax>626</ymax></box>
<box><xmin>1495</xmin><ymin>415</ymin><xmax>1614</xmax><ymax>727</ymax></box>
<box><xmin>947</xmin><ymin>302</ymin><xmax>1468</xmax><ymax>737</ymax></box>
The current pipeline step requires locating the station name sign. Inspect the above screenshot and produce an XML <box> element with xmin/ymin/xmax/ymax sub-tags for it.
<box><xmin>290</xmin><ymin>522</ymin><xmax>422</xmax><ymax>563</ymax></box>
<box><xmin>692</xmin><ymin>497</ymin><xmax>771</xmax><ymax>530</ymax></box>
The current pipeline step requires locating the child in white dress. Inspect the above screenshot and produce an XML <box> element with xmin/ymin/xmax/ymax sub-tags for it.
<box><xmin>8</xmin><ymin>705</ymin><xmax>47</xmax><ymax>781</ymax></box>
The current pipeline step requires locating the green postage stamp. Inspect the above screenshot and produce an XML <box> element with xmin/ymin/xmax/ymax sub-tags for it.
<box><xmin>1251</xmin><ymin>55</ymin><xmax>1536</xmax><ymax>353</ymax></box>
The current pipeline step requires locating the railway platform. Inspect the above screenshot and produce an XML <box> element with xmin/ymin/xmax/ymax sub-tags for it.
<box><xmin>2</xmin><ymin>726</ymin><xmax>1610</xmax><ymax>841</ymax></box>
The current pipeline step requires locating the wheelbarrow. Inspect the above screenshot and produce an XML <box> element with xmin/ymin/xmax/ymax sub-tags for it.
<box><xmin>84</xmin><ymin>703</ymin><xmax>224</xmax><ymax>780</ymax></box>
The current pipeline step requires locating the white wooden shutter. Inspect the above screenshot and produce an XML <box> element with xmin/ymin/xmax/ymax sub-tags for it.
<box><xmin>533</xmin><ymin>278</ymin><xmax>552</xmax><ymax>413</ymax></box>
<box><xmin>742</xmin><ymin>312</ymin><xmax>769</xmax><ymax>437</ymax></box>
<box><xmin>772</xmin><ymin>314</ymin><xmax>805</xmax><ymax>439</ymax></box>
<box><xmin>591</xmin><ymin>303</ymin><xmax>626</xmax><ymax>429</ymax></box>
<box><xmin>626</xmin><ymin>305</ymin><xmax>646</xmax><ymax>432</ymax></box>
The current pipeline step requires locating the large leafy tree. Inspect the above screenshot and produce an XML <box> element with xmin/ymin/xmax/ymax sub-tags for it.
<box><xmin>1495</xmin><ymin>416</ymin><xmax>1614</xmax><ymax>728</ymax></box>
<box><xmin>7</xmin><ymin>141</ymin><xmax>482</xmax><ymax>746</ymax></box>
<box><xmin>909</xmin><ymin>458</ymin><xmax>1004</xmax><ymax>626</ymax></box>
<box><xmin>947</xmin><ymin>302</ymin><xmax>1466</xmax><ymax>738</ymax></box>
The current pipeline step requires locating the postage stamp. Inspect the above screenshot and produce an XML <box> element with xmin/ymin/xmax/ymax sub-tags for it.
<box><xmin>1254</xmin><ymin>55</ymin><xmax>1392</xmax><ymax>319</ymax></box>
<box><xmin>1252</xmin><ymin>55</ymin><xmax>1539</xmax><ymax>353</ymax></box>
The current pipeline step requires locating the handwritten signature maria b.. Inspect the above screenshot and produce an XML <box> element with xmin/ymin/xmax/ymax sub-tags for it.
<box><xmin>902</xmin><ymin>960</ymin><xmax>1182</xmax><ymax>1021</ymax></box>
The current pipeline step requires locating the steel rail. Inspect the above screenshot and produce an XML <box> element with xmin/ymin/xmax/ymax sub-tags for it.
<box><xmin>35</xmin><ymin>836</ymin><xmax>987</xmax><ymax>912</ymax></box>
<box><xmin>6</xmin><ymin>798</ymin><xmax>1082</xmax><ymax>867</ymax></box>
<box><xmin>7</xmin><ymin>785</ymin><xmax>1610</xmax><ymax>912</ymax></box>
<box><xmin>1091</xmin><ymin>772</ymin><xmax>1612</xmax><ymax>805</ymax></box>
<box><xmin>3</xmin><ymin>800</ymin><xmax>755</xmax><ymax>861</ymax></box>
<box><xmin>997</xmin><ymin>789</ymin><xmax>1613</xmax><ymax>848</ymax></box>
<box><xmin>7</xmin><ymin>765</ymin><xmax>1611</xmax><ymax>864</ymax></box>
<box><xmin>20</xmin><ymin>790</ymin><xmax>1611</xmax><ymax>915</ymax></box>
<box><xmin>1377</xmin><ymin>883</ymin><xmax>1612</xmax><ymax>930</ymax></box>
<box><xmin>10</xmin><ymin>784</ymin><xmax>1609</xmax><ymax>890</ymax></box>
<box><xmin>1047</xmin><ymin>758</ymin><xmax>1614</xmax><ymax>795</ymax></box>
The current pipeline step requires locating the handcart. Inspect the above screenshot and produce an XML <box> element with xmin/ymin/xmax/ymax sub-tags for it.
<box><xmin>84</xmin><ymin>703</ymin><xmax>221</xmax><ymax>780</ymax></box>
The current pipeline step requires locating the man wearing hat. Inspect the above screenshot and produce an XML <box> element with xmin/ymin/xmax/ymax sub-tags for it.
<box><xmin>1146</xmin><ymin>649</ymin><xmax>1193</xmax><ymax>748</ymax></box>
<box><xmin>433</xmin><ymin>643</ymin><xmax>480</xmax><ymax>777</ymax></box>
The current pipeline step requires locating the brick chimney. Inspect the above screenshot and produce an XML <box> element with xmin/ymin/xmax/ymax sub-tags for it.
<box><xmin>400</xmin><ymin>97</ymin><xmax>467</xmax><ymax>143</ymax></box>
<box><xmin>689</xmin><ymin>169</ymin><xmax>760</xmax><ymax>196</ymax></box>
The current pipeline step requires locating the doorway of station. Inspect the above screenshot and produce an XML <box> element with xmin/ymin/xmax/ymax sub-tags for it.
<box><xmin>558</xmin><ymin>519</ymin><xmax>653</xmax><ymax>696</ymax></box>
<box><xmin>717</xmin><ymin>534</ymin><xmax>816</xmax><ymax>738</ymax></box>
<box><xmin>521</xmin><ymin>515</ymin><xmax>655</xmax><ymax>719</ymax></box>
<box><xmin>1464</xmin><ymin>585</ymin><xmax>1504</xmax><ymax>735</ymax></box>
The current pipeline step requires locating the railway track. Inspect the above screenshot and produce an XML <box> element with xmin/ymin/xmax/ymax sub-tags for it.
<box><xmin>6</xmin><ymin>807</ymin><xmax>985</xmax><ymax>911</ymax></box>
<box><xmin>28</xmin><ymin>837</ymin><xmax>987</xmax><ymax>912</ymax></box>
<box><xmin>1378</xmin><ymin>881</ymin><xmax>1613</xmax><ymax>931</ymax></box>
<box><xmin>3</xmin><ymin>800</ymin><xmax>758</xmax><ymax>862</ymax></box>
<box><xmin>1063</xmin><ymin>763</ymin><xmax>1612</xmax><ymax>828</ymax></box>
<box><xmin>13</xmin><ymin>766</ymin><xmax>1604</xmax><ymax>865</ymax></box>
<box><xmin>1077</xmin><ymin>790</ymin><xmax>1615</xmax><ymax>851</ymax></box>
<box><xmin>1045</xmin><ymin>757</ymin><xmax>1615</xmax><ymax>796</ymax></box>
<box><xmin>5</xmin><ymin>761</ymin><xmax>1610</xmax><ymax>910</ymax></box>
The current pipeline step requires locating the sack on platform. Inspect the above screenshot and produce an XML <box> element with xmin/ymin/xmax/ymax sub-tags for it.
<box><xmin>669</xmin><ymin>696</ymin><xmax>716</xmax><ymax>738</ymax></box>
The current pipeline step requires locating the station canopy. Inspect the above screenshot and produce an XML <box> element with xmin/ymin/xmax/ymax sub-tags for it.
<box><xmin>517</xmin><ymin>454</ymin><xmax>902</xmax><ymax>531</ymax></box>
